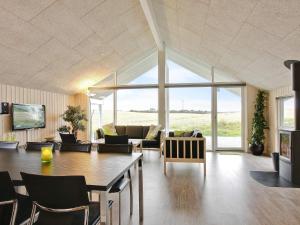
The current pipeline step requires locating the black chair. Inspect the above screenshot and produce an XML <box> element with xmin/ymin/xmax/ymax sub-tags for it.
<box><xmin>104</xmin><ymin>135</ymin><xmax>129</xmax><ymax>144</ymax></box>
<box><xmin>97</xmin><ymin>144</ymin><xmax>133</xmax><ymax>225</ymax></box>
<box><xmin>0</xmin><ymin>141</ymin><xmax>19</xmax><ymax>151</ymax></box>
<box><xmin>59</xmin><ymin>133</ymin><xmax>79</xmax><ymax>144</ymax></box>
<box><xmin>98</xmin><ymin>135</ymin><xmax>132</xmax><ymax>154</ymax></box>
<box><xmin>0</xmin><ymin>171</ymin><xmax>32</xmax><ymax>225</ymax></box>
<box><xmin>21</xmin><ymin>172</ymin><xmax>112</xmax><ymax>225</ymax></box>
<box><xmin>60</xmin><ymin>143</ymin><xmax>92</xmax><ymax>153</ymax></box>
<box><xmin>25</xmin><ymin>142</ymin><xmax>55</xmax><ymax>152</ymax></box>
<box><xmin>97</xmin><ymin>144</ymin><xmax>132</xmax><ymax>153</ymax></box>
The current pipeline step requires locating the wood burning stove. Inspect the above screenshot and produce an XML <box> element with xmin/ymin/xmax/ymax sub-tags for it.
<box><xmin>279</xmin><ymin>60</ymin><xmax>300</xmax><ymax>184</ymax></box>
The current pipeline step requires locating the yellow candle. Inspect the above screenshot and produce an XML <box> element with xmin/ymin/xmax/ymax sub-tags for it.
<box><xmin>41</xmin><ymin>147</ymin><xmax>53</xmax><ymax>163</ymax></box>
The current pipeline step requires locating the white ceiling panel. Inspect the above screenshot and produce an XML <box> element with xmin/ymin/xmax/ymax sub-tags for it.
<box><xmin>31</xmin><ymin>1</ymin><xmax>93</xmax><ymax>48</ymax></box>
<box><xmin>0</xmin><ymin>8</ymin><xmax>50</xmax><ymax>54</ymax></box>
<box><xmin>247</xmin><ymin>1</ymin><xmax>300</xmax><ymax>38</ymax></box>
<box><xmin>61</xmin><ymin>0</ymin><xmax>105</xmax><ymax>17</ymax></box>
<box><xmin>73</xmin><ymin>33</ymin><xmax>114</xmax><ymax>62</ymax></box>
<box><xmin>0</xmin><ymin>0</ymin><xmax>56</xmax><ymax>21</ymax></box>
<box><xmin>31</xmin><ymin>38</ymin><xmax>82</xmax><ymax>64</ymax></box>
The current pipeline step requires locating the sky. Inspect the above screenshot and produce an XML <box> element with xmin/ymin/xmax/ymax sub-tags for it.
<box><xmin>101</xmin><ymin>60</ymin><xmax>242</xmax><ymax>112</ymax></box>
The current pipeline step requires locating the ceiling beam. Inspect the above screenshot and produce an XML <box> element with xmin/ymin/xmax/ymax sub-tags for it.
<box><xmin>139</xmin><ymin>0</ymin><xmax>164</xmax><ymax>50</ymax></box>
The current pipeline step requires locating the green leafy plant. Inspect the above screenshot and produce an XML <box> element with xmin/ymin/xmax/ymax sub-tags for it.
<box><xmin>59</xmin><ymin>106</ymin><xmax>87</xmax><ymax>137</ymax></box>
<box><xmin>250</xmin><ymin>90</ymin><xmax>267</xmax><ymax>146</ymax></box>
<box><xmin>57</xmin><ymin>125</ymin><xmax>71</xmax><ymax>133</ymax></box>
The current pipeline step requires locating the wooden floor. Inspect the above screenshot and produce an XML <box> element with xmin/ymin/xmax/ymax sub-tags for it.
<box><xmin>125</xmin><ymin>150</ymin><xmax>300</xmax><ymax>225</ymax></box>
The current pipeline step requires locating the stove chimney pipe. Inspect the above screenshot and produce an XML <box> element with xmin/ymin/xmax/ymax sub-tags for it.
<box><xmin>284</xmin><ymin>60</ymin><xmax>300</xmax><ymax>130</ymax></box>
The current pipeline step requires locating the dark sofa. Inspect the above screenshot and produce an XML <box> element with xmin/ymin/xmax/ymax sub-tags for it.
<box><xmin>96</xmin><ymin>125</ymin><xmax>162</xmax><ymax>148</ymax></box>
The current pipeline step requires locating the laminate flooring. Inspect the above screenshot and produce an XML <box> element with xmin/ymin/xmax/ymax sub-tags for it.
<box><xmin>125</xmin><ymin>150</ymin><xmax>300</xmax><ymax>225</ymax></box>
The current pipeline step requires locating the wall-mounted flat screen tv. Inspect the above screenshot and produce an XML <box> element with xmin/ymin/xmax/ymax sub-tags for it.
<box><xmin>12</xmin><ymin>104</ymin><xmax>46</xmax><ymax>130</ymax></box>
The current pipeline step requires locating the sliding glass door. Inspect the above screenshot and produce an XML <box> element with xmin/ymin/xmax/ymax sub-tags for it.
<box><xmin>168</xmin><ymin>87</ymin><xmax>212</xmax><ymax>150</ymax></box>
<box><xmin>216</xmin><ymin>87</ymin><xmax>243</xmax><ymax>149</ymax></box>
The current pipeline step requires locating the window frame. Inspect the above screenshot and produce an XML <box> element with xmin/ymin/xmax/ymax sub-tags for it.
<box><xmin>277</xmin><ymin>96</ymin><xmax>295</xmax><ymax>130</ymax></box>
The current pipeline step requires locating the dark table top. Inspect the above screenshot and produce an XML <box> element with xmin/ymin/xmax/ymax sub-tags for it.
<box><xmin>0</xmin><ymin>150</ymin><xmax>143</xmax><ymax>191</ymax></box>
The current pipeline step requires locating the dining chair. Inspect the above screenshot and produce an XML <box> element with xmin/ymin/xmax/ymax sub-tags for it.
<box><xmin>97</xmin><ymin>144</ymin><xmax>133</xmax><ymax>225</ymax></box>
<box><xmin>0</xmin><ymin>171</ymin><xmax>32</xmax><ymax>225</ymax></box>
<box><xmin>25</xmin><ymin>142</ymin><xmax>55</xmax><ymax>152</ymax></box>
<box><xmin>21</xmin><ymin>172</ymin><xmax>112</xmax><ymax>225</ymax></box>
<box><xmin>60</xmin><ymin>143</ymin><xmax>92</xmax><ymax>153</ymax></box>
<box><xmin>0</xmin><ymin>141</ymin><xmax>19</xmax><ymax>151</ymax></box>
<box><xmin>59</xmin><ymin>133</ymin><xmax>79</xmax><ymax>144</ymax></box>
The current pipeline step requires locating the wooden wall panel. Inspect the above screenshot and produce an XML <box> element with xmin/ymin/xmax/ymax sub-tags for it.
<box><xmin>0</xmin><ymin>83</ymin><xmax>73</xmax><ymax>145</ymax></box>
<box><xmin>73</xmin><ymin>93</ymin><xmax>90</xmax><ymax>141</ymax></box>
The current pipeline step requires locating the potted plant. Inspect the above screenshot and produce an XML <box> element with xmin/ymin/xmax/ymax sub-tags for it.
<box><xmin>58</xmin><ymin>105</ymin><xmax>87</xmax><ymax>138</ymax></box>
<box><xmin>57</xmin><ymin>125</ymin><xmax>71</xmax><ymax>133</ymax></box>
<box><xmin>249</xmin><ymin>90</ymin><xmax>268</xmax><ymax>155</ymax></box>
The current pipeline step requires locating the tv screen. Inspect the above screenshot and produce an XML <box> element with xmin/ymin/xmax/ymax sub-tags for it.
<box><xmin>12</xmin><ymin>104</ymin><xmax>46</xmax><ymax>130</ymax></box>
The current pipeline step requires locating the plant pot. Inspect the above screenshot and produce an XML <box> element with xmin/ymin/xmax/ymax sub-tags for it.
<box><xmin>73</xmin><ymin>131</ymin><xmax>78</xmax><ymax>139</ymax></box>
<box><xmin>250</xmin><ymin>144</ymin><xmax>264</xmax><ymax>156</ymax></box>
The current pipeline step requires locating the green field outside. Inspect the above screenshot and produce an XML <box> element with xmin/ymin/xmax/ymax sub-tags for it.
<box><xmin>97</xmin><ymin>111</ymin><xmax>241</xmax><ymax>137</ymax></box>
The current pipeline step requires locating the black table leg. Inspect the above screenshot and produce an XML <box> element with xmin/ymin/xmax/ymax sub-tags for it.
<box><xmin>138</xmin><ymin>158</ymin><xmax>144</xmax><ymax>223</ymax></box>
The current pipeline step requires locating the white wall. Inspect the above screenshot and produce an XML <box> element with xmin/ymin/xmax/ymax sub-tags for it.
<box><xmin>0</xmin><ymin>83</ymin><xmax>74</xmax><ymax>145</ymax></box>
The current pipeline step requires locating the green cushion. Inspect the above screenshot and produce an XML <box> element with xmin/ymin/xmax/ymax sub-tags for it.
<box><xmin>145</xmin><ymin>125</ymin><xmax>161</xmax><ymax>140</ymax></box>
<box><xmin>102</xmin><ymin>123</ymin><xmax>118</xmax><ymax>136</ymax></box>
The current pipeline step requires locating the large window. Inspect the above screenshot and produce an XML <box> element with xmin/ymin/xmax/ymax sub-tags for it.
<box><xmin>90</xmin><ymin>98</ymin><xmax>101</xmax><ymax>141</ymax></box>
<box><xmin>117</xmin><ymin>52</ymin><xmax>158</xmax><ymax>85</ymax></box>
<box><xmin>90</xmin><ymin>94</ymin><xmax>113</xmax><ymax>141</ymax></box>
<box><xmin>116</xmin><ymin>52</ymin><xmax>158</xmax><ymax>125</ymax></box>
<box><xmin>117</xmin><ymin>89</ymin><xmax>158</xmax><ymax>125</ymax></box>
<box><xmin>168</xmin><ymin>87</ymin><xmax>212</xmax><ymax>150</ymax></box>
<box><xmin>216</xmin><ymin>88</ymin><xmax>242</xmax><ymax>149</ymax></box>
<box><xmin>89</xmin><ymin>50</ymin><xmax>245</xmax><ymax>150</ymax></box>
<box><xmin>279</xmin><ymin>97</ymin><xmax>294</xmax><ymax>129</ymax></box>
<box><xmin>167</xmin><ymin>60</ymin><xmax>211</xmax><ymax>83</ymax></box>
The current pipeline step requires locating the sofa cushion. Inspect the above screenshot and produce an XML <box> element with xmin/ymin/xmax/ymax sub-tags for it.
<box><xmin>145</xmin><ymin>125</ymin><xmax>161</xmax><ymax>140</ymax></box>
<box><xmin>192</xmin><ymin>130</ymin><xmax>203</xmax><ymax>137</ymax></box>
<box><xmin>96</xmin><ymin>129</ymin><xmax>104</xmax><ymax>139</ymax></box>
<box><xmin>125</xmin><ymin>126</ymin><xmax>143</xmax><ymax>139</ymax></box>
<box><xmin>183</xmin><ymin>131</ymin><xmax>194</xmax><ymax>137</ymax></box>
<box><xmin>115</xmin><ymin>126</ymin><xmax>126</xmax><ymax>136</ymax></box>
<box><xmin>105</xmin><ymin>135</ymin><xmax>129</xmax><ymax>144</ymax></box>
<box><xmin>142</xmin><ymin>126</ymin><xmax>150</xmax><ymax>139</ymax></box>
<box><xmin>102</xmin><ymin>123</ymin><xmax>117</xmax><ymax>135</ymax></box>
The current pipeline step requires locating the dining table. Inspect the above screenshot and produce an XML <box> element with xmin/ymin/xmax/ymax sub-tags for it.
<box><xmin>0</xmin><ymin>149</ymin><xmax>144</xmax><ymax>225</ymax></box>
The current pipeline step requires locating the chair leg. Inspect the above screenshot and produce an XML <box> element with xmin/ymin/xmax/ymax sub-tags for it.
<box><xmin>10</xmin><ymin>200</ymin><xmax>18</xmax><ymax>225</ymax></box>
<box><xmin>118</xmin><ymin>193</ymin><xmax>121</xmax><ymax>225</ymax></box>
<box><xmin>110</xmin><ymin>206</ymin><xmax>113</xmax><ymax>225</ymax></box>
<box><xmin>164</xmin><ymin>161</ymin><xmax>166</xmax><ymax>175</ymax></box>
<box><xmin>127</xmin><ymin>170</ymin><xmax>133</xmax><ymax>216</ymax></box>
<box><xmin>204</xmin><ymin>161</ymin><xmax>206</xmax><ymax>177</ymax></box>
<box><xmin>29</xmin><ymin>203</ymin><xmax>37</xmax><ymax>225</ymax></box>
<box><xmin>88</xmin><ymin>191</ymin><xmax>92</xmax><ymax>201</ymax></box>
<box><xmin>84</xmin><ymin>208</ymin><xmax>89</xmax><ymax>225</ymax></box>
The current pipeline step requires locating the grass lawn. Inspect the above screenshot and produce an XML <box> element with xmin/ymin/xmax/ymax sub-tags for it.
<box><xmin>101</xmin><ymin>111</ymin><xmax>242</xmax><ymax>137</ymax></box>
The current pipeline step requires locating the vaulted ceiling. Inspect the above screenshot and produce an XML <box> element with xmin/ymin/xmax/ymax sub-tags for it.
<box><xmin>0</xmin><ymin>0</ymin><xmax>155</xmax><ymax>93</ymax></box>
<box><xmin>0</xmin><ymin>0</ymin><xmax>299</xmax><ymax>93</ymax></box>
<box><xmin>153</xmin><ymin>0</ymin><xmax>300</xmax><ymax>90</ymax></box>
